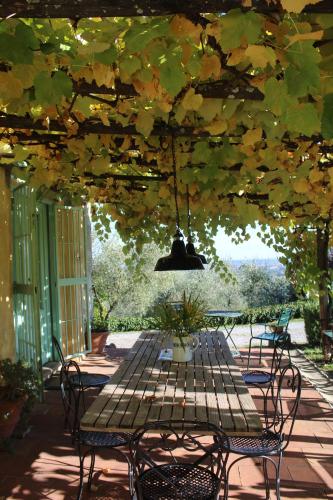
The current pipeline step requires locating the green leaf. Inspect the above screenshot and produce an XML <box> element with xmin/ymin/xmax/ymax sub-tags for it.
<box><xmin>124</xmin><ymin>19</ymin><xmax>169</xmax><ymax>52</ymax></box>
<box><xmin>284</xmin><ymin>103</ymin><xmax>320</xmax><ymax>136</ymax></box>
<box><xmin>264</xmin><ymin>78</ymin><xmax>293</xmax><ymax>116</ymax></box>
<box><xmin>285</xmin><ymin>42</ymin><xmax>320</xmax><ymax>97</ymax></box>
<box><xmin>94</xmin><ymin>46</ymin><xmax>117</xmax><ymax>64</ymax></box>
<box><xmin>159</xmin><ymin>64</ymin><xmax>186</xmax><ymax>97</ymax></box>
<box><xmin>192</xmin><ymin>141</ymin><xmax>212</xmax><ymax>164</ymax></box>
<box><xmin>321</xmin><ymin>93</ymin><xmax>333</xmax><ymax>139</ymax></box>
<box><xmin>220</xmin><ymin>9</ymin><xmax>263</xmax><ymax>52</ymax></box>
<box><xmin>34</xmin><ymin>70</ymin><xmax>72</xmax><ymax>105</ymax></box>
<box><xmin>119</xmin><ymin>55</ymin><xmax>141</xmax><ymax>76</ymax></box>
<box><xmin>0</xmin><ymin>22</ymin><xmax>39</xmax><ymax>64</ymax></box>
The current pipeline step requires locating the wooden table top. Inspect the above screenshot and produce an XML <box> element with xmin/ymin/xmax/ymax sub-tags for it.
<box><xmin>80</xmin><ymin>330</ymin><xmax>262</xmax><ymax>436</ymax></box>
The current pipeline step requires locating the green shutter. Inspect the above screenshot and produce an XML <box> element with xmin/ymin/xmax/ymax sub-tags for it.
<box><xmin>12</xmin><ymin>185</ymin><xmax>41</xmax><ymax>370</ymax></box>
<box><xmin>50</xmin><ymin>206</ymin><xmax>90</xmax><ymax>357</ymax></box>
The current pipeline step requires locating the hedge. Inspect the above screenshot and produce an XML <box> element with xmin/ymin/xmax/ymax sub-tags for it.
<box><xmin>303</xmin><ymin>301</ymin><xmax>321</xmax><ymax>346</ymax></box>
<box><xmin>107</xmin><ymin>300</ymin><xmax>308</xmax><ymax>332</ymax></box>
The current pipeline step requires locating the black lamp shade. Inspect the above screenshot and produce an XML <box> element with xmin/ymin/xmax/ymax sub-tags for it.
<box><xmin>154</xmin><ymin>230</ymin><xmax>204</xmax><ymax>271</ymax></box>
<box><xmin>186</xmin><ymin>241</ymin><xmax>208</xmax><ymax>265</ymax></box>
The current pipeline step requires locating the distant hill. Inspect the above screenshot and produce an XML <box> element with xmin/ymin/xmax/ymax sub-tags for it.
<box><xmin>229</xmin><ymin>258</ymin><xmax>285</xmax><ymax>275</ymax></box>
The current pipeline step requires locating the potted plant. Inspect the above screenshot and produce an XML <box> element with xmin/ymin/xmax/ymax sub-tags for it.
<box><xmin>154</xmin><ymin>292</ymin><xmax>207</xmax><ymax>362</ymax></box>
<box><xmin>0</xmin><ymin>359</ymin><xmax>40</xmax><ymax>441</ymax></box>
<box><xmin>91</xmin><ymin>305</ymin><xmax>110</xmax><ymax>354</ymax></box>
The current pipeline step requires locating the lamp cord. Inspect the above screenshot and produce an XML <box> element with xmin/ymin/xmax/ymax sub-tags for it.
<box><xmin>171</xmin><ymin>136</ymin><xmax>180</xmax><ymax>229</ymax></box>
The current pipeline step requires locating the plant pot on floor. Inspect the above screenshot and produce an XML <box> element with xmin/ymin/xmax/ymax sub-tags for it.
<box><xmin>0</xmin><ymin>395</ymin><xmax>26</xmax><ymax>440</ymax></box>
<box><xmin>91</xmin><ymin>331</ymin><xmax>109</xmax><ymax>354</ymax></box>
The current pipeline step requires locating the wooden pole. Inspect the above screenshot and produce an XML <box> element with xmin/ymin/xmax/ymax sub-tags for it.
<box><xmin>0</xmin><ymin>166</ymin><xmax>15</xmax><ymax>360</ymax></box>
<box><xmin>316</xmin><ymin>222</ymin><xmax>331</xmax><ymax>361</ymax></box>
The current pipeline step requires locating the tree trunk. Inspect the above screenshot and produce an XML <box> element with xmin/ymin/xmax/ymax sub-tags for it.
<box><xmin>316</xmin><ymin>223</ymin><xmax>331</xmax><ymax>361</ymax></box>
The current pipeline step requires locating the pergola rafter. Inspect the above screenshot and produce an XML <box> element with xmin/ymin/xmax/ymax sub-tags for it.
<box><xmin>0</xmin><ymin>0</ymin><xmax>332</xmax><ymax>18</ymax></box>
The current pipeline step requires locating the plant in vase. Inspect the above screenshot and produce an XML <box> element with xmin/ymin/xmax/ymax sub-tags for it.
<box><xmin>0</xmin><ymin>359</ymin><xmax>40</xmax><ymax>442</ymax></box>
<box><xmin>154</xmin><ymin>292</ymin><xmax>207</xmax><ymax>362</ymax></box>
<box><xmin>91</xmin><ymin>306</ymin><xmax>110</xmax><ymax>354</ymax></box>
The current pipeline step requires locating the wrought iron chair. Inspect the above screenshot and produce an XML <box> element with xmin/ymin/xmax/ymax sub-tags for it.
<box><xmin>60</xmin><ymin>360</ymin><xmax>132</xmax><ymax>500</ymax></box>
<box><xmin>52</xmin><ymin>335</ymin><xmax>110</xmax><ymax>393</ymax></box>
<box><xmin>223</xmin><ymin>364</ymin><xmax>302</xmax><ymax>500</ymax></box>
<box><xmin>242</xmin><ymin>334</ymin><xmax>290</xmax><ymax>426</ymax></box>
<box><xmin>129</xmin><ymin>420</ymin><xmax>230</xmax><ymax>500</ymax></box>
<box><xmin>247</xmin><ymin>308</ymin><xmax>293</xmax><ymax>369</ymax></box>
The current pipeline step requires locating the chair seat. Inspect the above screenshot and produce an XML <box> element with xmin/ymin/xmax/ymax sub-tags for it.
<box><xmin>228</xmin><ymin>430</ymin><xmax>281</xmax><ymax>456</ymax></box>
<box><xmin>252</xmin><ymin>331</ymin><xmax>285</xmax><ymax>342</ymax></box>
<box><xmin>139</xmin><ymin>463</ymin><xmax>219</xmax><ymax>500</ymax></box>
<box><xmin>242</xmin><ymin>370</ymin><xmax>274</xmax><ymax>385</ymax></box>
<box><xmin>71</xmin><ymin>373</ymin><xmax>110</xmax><ymax>388</ymax></box>
<box><xmin>79</xmin><ymin>430</ymin><xmax>131</xmax><ymax>448</ymax></box>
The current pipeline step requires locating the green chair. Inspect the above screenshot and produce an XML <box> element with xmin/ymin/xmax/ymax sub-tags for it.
<box><xmin>247</xmin><ymin>308</ymin><xmax>293</xmax><ymax>369</ymax></box>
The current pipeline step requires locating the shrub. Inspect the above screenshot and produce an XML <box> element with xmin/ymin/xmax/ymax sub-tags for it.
<box><xmin>303</xmin><ymin>301</ymin><xmax>321</xmax><ymax>346</ymax></box>
<box><xmin>105</xmin><ymin>301</ymin><xmax>306</xmax><ymax>332</ymax></box>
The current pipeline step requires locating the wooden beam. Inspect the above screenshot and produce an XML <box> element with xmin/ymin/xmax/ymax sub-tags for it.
<box><xmin>0</xmin><ymin>166</ymin><xmax>15</xmax><ymax>360</ymax></box>
<box><xmin>74</xmin><ymin>80</ymin><xmax>264</xmax><ymax>101</ymax></box>
<box><xmin>0</xmin><ymin>114</ymin><xmax>233</xmax><ymax>137</ymax></box>
<box><xmin>0</xmin><ymin>0</ymin><xmax>332</xmax><ymax>19</ymax></box>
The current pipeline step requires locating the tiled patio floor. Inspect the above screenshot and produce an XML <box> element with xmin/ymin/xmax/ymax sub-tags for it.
<box><xmin>0</xmin><ymin>345</ymin><xmax>332</xmax><ymax>499</ymax></box>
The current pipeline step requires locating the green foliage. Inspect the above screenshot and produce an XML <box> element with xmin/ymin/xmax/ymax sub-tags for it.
<box><xmin>91</xmin><ymin>307</ymin><xmax>109</xmax><ymax>332</ymax></box>
<box><xmin>153</xmin><ymin>291</ymin><xmax>207</xmax><ymax>340</ymax></box>
<box><xmin>239</xmin><ymin>264</ymin><xmax>296</xmax><ymax>308</ymax></box>
<box><xmin>303</xmin><ymin>301</ymin><xmax>321</xmax><ymax>345</ymax></box>
<box><xmin>107</xmin><ymin>300</ymin><xmax>305</xmax><ymax>332</ymax></box>
<box><xmin>0</xmin><ymin>359</ymin><xmax>40</xmax><ymax>404</ymax></box>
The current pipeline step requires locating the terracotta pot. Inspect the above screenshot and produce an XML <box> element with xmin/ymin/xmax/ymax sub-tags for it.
<box><xmin>0</xmin><ymin>397</ymin><xmax>26</xmax><ymax>440</ymax></box>
<box><xmin>91</xmin><ymin>331</ymin><xmax>109</xmax><ymax>354</ymax></box>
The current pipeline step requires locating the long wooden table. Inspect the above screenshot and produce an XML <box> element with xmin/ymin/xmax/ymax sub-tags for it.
<box><xmin>80</xmin><ymin>331</ymin><xmax>262</xmax><ymax>435</ymax></box>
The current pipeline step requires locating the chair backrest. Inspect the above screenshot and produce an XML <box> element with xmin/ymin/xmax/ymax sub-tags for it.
<box><xmin>52</xmin><ymin>335</ymin><xmax>66</xmax><ymax>366</ymax></box>
<box><xmin>59</xmin><ymin>360</ymin><xmax>83</xmax><ymax>436</ymax></box>
<box><xmin>266</xmin><ymin>364</ymin><xmax>302</xmax><ymax>449</ymax></box>
<box><xmin>129</xmin><ymin>420</ymin><xmax>229</xmax><ymax>499</ymax></box>
<box><xmin>276</xmin><ymin>308</ymin><xmax>293</xmax><ymax>330</ymax></box>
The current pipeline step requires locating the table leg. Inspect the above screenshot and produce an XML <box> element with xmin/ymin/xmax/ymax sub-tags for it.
<box><xmin>223</xmin><ymin>322</ymin><xmax>243</xmax><ymax>361</ymax></box>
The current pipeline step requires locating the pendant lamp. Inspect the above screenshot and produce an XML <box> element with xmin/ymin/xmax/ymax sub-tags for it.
<box><xmin>185</xmin><ymin>185</ymin><xmax>208</xmax><ymax>265</ymax></box>
<box><xmin>154</xmin><ymin>139</ymin><xmax>204</xmax><ymax>271</ymax></box>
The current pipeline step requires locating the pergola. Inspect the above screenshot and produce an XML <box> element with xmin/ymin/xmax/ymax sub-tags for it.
<box><xmin>1</xmin><ymin>0</ymin><xmax>333</xmax><ymax>358</ymax></box>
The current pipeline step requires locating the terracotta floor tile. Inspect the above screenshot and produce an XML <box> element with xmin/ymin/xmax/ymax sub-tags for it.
<box><xmin>0</xmin><ymin>351</ymin><xmax>332</xmax><ymax>499</ymax></box>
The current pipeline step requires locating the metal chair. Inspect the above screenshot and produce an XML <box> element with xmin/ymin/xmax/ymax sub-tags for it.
<box><xmin>129</xmin><ymin>420</ymin><xmax>230</xmax><ymax>500</ymax></box>
<box><xmin>223</xmin><ymin>364</ymin><xmax>302</xmax><ymax>500</ymax></box>
<box><xmin>52</xmin><ymin>335</ymin><xmax>110</xmax><ymax>392</ymax></box>
<box><xmin>242</xmin><ymin>334</ymin><xmax>290</xmax><ymax>426</ymax></box>
<box><xmin>247</xmin><ymin>308</ymin><xmax>293</xmax><ymax>368</ymax></box>
<box><xmin>60</xmin><ymin>360</ymin><xmax>132</xmax><ymax>500</ymax></box>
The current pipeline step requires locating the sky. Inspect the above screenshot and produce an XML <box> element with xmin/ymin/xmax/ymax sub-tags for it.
<box><xmin>214</xmin><ymin>226</ymin><xmax>281</xmax><ymax>261</ymax></box>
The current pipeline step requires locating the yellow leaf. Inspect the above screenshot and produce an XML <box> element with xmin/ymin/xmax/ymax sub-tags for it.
<box><xmin>158</xmin><ymin>100</ymin><xmax>173</xmax><ymax>113</ymax></box>
<box><xmin>242</xmin><ymin>128</ymin><xmax>262</xmax><ymax>146</ymax></box>
<box><xmin>204</xmin><ymin>119</ymin><xmax>227</xmax><ymax>135</ymax></box>
<box><xmin>99</xmin><ymin>112</ymin><xmax>110</xmax><ymax>126</ymax></box>
<box><xmin>227</xmin><ymin>48</ymin><xmax>247</xmax><ymax>66</ymax></box>
<box><xmin>12</xmin><ymin>64</ymin><xmax>37</xmax><ymax>89</ymax></box>
<box><xmin>136</xmin><ymin>110</ymin><xmax>154</xmax><ymax>137</ymax></box>
<box><xmin>199</xmin><ymin>54</ymin><xmax>221</xmax><ymax>80</ymax></box>
<box><xmin>293</xmin><ymin>178</ymin><xmax>309</xmax><ymax>193</ymax></box>
<box><xmin>281</xmin><ymin>0</ymin><xmax>321</xmax><ymax>14</ymax></box>
<box><xmin>92</xmin><ymin>63</ymin><xmax>114</xmax><ymax>88</ymax></box>
<box><xmin>170</xmin><ymin>15</ymin><xmax>202</xmax><ymax>43</ymax></box>
<box><xmin>90</xmin><ymin>156</ymin><xmax>110</xmax><ymax>175</ymax></box>
<box><xmin>198</xmin><ymin>99</ymin><xmax>220</xmax><ymax>121</ymax></box>
<box><xmin>286</xmin><ymin>30</ymin><xmax>323</xmax><ymax>47</ymax></box>
<box><xmin>181</xmin><ymin>88</ymin><xmax>203</xmax><ymax>111</ymax></box>
<box><xmin>245</xmin><ymin>45</ymin><xmax>276</xmax><ymax>68</ymax></box>
<box><xmin>309</xmin><ymin>169</ymin><xmax>324</xmax><ymax>183</ymax></box>
<box><xmin>78</xmin><ymin>42</ymin><xmax>110</xmax><ymax>55</ymax></box>
<box><xmin>0</xmin><ymin>73</ymin><xmax>23</xmax><ymax>100</ymax></box>
<box><xmin>159</xmin><ymin>185</ymin><xmax>170</xmax><ymax>199</ymax></box>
